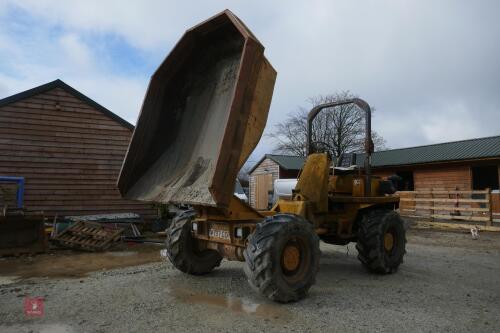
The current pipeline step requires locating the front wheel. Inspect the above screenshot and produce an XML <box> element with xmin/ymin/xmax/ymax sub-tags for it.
<box><xmin>165</xmin><ymin>210</ymin><xmax>222</xmax><ymax>275</ymax></box>
<box><xmin>243</xmin><ymin>214</ymin><xmax>320</xmax><ymax>303</ymax></box>
<box><xmin>356</xmin><ymin>209</ymin><xmax>406</xmax><ymax>274</ymax></box>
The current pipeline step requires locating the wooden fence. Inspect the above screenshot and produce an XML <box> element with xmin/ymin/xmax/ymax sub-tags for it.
<box><xmin>398</xmin><ymin>189</ymin><xmax>500</xmax><ymax>226</ymax></box>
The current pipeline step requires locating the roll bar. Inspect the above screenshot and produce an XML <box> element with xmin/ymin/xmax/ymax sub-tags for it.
<box><xmin>306</xmin><ymin>98</ymin><xmax>374</xmax><ymax>196</ymax></box>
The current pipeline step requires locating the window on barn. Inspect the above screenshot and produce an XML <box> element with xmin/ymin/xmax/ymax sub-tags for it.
<box><xmin>472</xmin><ymin>165</ymin><xmax>499</xmax><ymax>190</ymax></box>
<box><xmin>396</xmin><ymin>171</ymin><xmax>414</xmax><ymax>191</ymax></box>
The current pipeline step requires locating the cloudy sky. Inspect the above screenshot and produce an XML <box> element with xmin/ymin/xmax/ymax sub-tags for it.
<box><xmin>0</xmin><ymin>1</ymin><xmax>499</xmax><ymax>164</ymax></box>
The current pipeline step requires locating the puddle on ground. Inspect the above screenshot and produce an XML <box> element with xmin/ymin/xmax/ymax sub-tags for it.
<box><xmin>107</xmin><ymin>251</ymin><xmax>138</xmax><ymax>257</ymax></box>
<box><xmin>169</xmin><ymin>286</ymin><xmax>289</xmax><ymax>320</ymax></box>
<box><xmin>0</xmin><ymin>245</ymin><xmax>162</xmax><ymax>280</ymax></box>
<box><xmin>0</xmin><ymin>276</ymin><xmax>20</xmax><ymax>285</ymax></box>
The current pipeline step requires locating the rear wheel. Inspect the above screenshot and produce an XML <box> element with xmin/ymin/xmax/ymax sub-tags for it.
<box><xmin>165</xmin><ymin>210</ymin><xmax>222</xmax><ymax>275</ymax></box>
<box><xmin>356</xmin><ymin>209</ymin><xmax>406</xmax><ymax>274</ymax></box>
<box><xmin>243</xmin><ymin>214</ymin><xmax>320</xmax><ymax>303</ymax></box>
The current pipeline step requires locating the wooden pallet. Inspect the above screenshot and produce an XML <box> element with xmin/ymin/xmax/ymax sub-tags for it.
<box><xmin>52</xmin><ymin>221</ymin><xmax>123</xmax><ymax>251</ymax></box>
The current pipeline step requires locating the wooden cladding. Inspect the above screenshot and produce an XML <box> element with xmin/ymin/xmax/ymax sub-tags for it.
<box><xmin>249</xmin><ymin>158</ymin><xmax>279</xmax><ymax>209</ymax></box>
<box><xmin>413</xmin><ymin>166</ymin><xmax>471</xmax><ymax>191</ymax></box>
<box><xmin>254</xmin><ymin>174</ymin><xmax>273</xmax><ymax>210</ymax></box>
<box><xmin>492</xmin><ymin>192</ymin><xmax>500</xmax><ymax>223</ymax></box>
<box><xmin>0</xmin><ymin>86</ymin><xmax>157</xmax><ymax>220</ymax></box>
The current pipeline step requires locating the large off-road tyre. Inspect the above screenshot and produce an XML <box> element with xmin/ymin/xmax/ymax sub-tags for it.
<box><xmin>165</xmin><ymin>210</ymin><xmax>222</xmax><ymax>275</ymax></box>
<box><xmin>356</xmin><ymin>209</ymin><xmax>406</xmax><ymax>274</ymax></box>
<box><xmin>243</xmin><ymin>214</ymin><xmax>320</xmax><ymax>303</ymax></box>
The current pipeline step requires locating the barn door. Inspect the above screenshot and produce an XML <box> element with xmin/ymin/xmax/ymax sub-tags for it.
<box><xmin>255</xmin><ymin>174</ymin><xmax>273</xmax><ymax>210</ymax></box>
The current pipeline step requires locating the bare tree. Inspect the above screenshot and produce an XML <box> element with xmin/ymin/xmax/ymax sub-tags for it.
<box><xmin>268</xmin><ymin>91</ymin><xmax>386</xmax><ymax>165</ymax></box>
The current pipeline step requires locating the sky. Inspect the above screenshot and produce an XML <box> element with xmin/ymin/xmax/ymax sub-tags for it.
<box><xmin>0</xmin><ymin>1</ymin><xmax>499</xmax><ymax>165</ymax></box>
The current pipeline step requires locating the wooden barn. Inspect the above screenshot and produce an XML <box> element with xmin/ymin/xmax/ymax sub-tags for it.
<box><xmin>364</xmin><ymin>136</ymin><xmax>500</xmax><ymax>192</ymax></box>
<box><xmin>249</xmin><ymin>136</ymin><xmax>500</xmax><ymax>221</ymax></box>
<box><xmin>0</xmin><ymin>80</ymin><xmax>157</xmax><ymax>220</ymax></box>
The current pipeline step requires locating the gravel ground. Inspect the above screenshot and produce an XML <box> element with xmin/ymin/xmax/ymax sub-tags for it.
<box><xmin>1</xmin><ymin>229</ymin><xmax>499</xmax><ymax>333</ymax></box>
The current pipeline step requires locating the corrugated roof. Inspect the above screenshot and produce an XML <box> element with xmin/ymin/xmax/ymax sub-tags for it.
<box><xmin>250</xmin><ymin>135</ymin><xmax>500</xmax><ymax>173</ymax></box>
<box><xmin>357</xmin><ymin>135</ymin><xmax>500</xmax><ymax>167</ymax></box>
<box><xmin>267</xmin><ymin>154</ymin><xmax>306</xmax><ymax>170</ymax></box>
<box><xmin>249</xmin><ymin>154</ymin><xmax>305</xmax><ymax>174</ymax></box>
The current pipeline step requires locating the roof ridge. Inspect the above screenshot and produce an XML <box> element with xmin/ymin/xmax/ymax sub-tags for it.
<box><xmin>266</xmin><ymin>153</ymin><xmax>304</xmax><ymax>158</ymax></box>
<box><xmin>0</xmin><ymin>79</ymin><xmax>134</xmax><ymax>130</ymax></box>
<box><xmin>374</xmin><ymin>135</ymin><xmax>500</xmax><ymax>154</ymax></box>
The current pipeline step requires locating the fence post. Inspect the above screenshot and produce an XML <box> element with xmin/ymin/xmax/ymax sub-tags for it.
<box><xmin>430</xmin><ymin>189</ymin><xmax>434</xmax><ymax>222</ymax></box>
<box><xmin>487</xmin><ymin>188</ymin><xmax>492</xmax><ymax>227</ymax></box>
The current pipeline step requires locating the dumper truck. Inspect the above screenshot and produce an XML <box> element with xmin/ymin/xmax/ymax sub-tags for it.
<box><xmin>118</xmin><ymin>10</ymin><xmax>406</xmax><ymax>302</ymax></box>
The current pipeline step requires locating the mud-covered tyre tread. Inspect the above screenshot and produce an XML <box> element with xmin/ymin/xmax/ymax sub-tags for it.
<box><xmin>165</xmin><ymin>210</ymin><xmax>222</xmax><ymax>275</ymax></box>
<box><xmin>243</xmin><ymin>214</ymin><xmax>320</xmax><ymax>303</ymax></box>
<box><xmin>356</xmin><ymin>209</ymin><xmax>406</xmax><ymax>274</ymax></box>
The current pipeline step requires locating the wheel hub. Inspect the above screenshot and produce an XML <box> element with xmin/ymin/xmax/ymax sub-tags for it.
<box><xmin>384</xmin><ymin>232</ymin><xmax>394</xmax><ymax>251</ymax></box>
<box><xmin>282</xmin><ymin>245</ymin><xmax>300</xmax><ymax>272</ymax></box>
